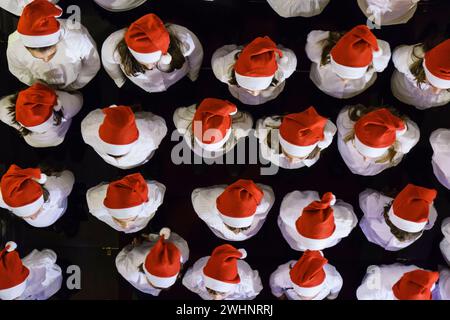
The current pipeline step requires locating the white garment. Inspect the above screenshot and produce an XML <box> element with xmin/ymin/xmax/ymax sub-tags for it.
<box><xmin>359</xmin><ymin>188</ymin><xmax>437</xmax><ymax>251</ymax></box>
<box><xmin>440</xmin><ymin>218</ymin><xmax>450</xmax><ymax>266</ymax></box>
<box><xmin>337</xmin><ymin>105</ymin><xmax>420</xmax><ymax>176</ymax></box>
<box><xmin>17</xmin><ymin>249</ymin><xmax>62</xmax><ymax>300</ymax></box>
<box><xmin>173</xmin><ymin>104</ymin><xmax>253</xmax><ymax>159</ymax></box>
<box><xmin>270</xmin><ymin>260</ymin><xmax>343</xmax><ymax>300</ymax></box>
<box><xmin>358</xmin><ymin>0</ymin><xmax>420</xmax><ymax>26</ymax></box>
<box><xmin>0</xmin><ymin>0</ymin><xmax>59</xmax><ymax>16</ymax></box>
<box><xmin>254</xmin><ymin>115</ymin><xmax>336</xmax><ymax>169</ymax></box>
<box><xmin>267</xmin><ymin>0</ymin><xmax>330</xmax><ymax>18</ymax></box>
<box><xmin>93</xmin><ymin>0</ymin><xmax>147</xmax><ymax>12</ymax></box>
<box><xmin>357</xmin><ymin>263</ymin><xmax>427</xmax><ymax>300</ymax></box>
<box><xmin>101</xmin><ymin>24</ymin><xmax>203</xmax><ymax>92</ymax></box>
<box><xmin>81</xmin><ymin>109</ymin><xmax>167</xmax><ymax>170</ymax></box>
<box><xmin>305</xmin><ymin>30</ymin><xmax>391</xmax><ymax>99</ymax></box>
<box><xmin>211</xmin><ymin>44</ymin><xmax>297</xmax><ymax>105</ymax></box>
<box><xmin>391</xmin><ymin>44</ymin><xmax>450</xmax><ymax>109</ymax></box>
<box><xmin>115</xmin><ymin>232</ymin><xmax>189</xmax><ymax>296</ymax></box>
<box><xmin>86</xmin><ymin>180</ymin><xmax>165</xmax><ymax>233</ymax></box>
<box><xmin>437</xmin><ymin>268</ymin><xmax>450</xmax><ymax>300</ymax></box>
<box><xmin>182</xmin><ymin>256</ymin><xmax>263</xmax><ymax>300</ymax></box>
<box><xmin>191</xmin><ymin>184</ymin><xmax>275</xmax><ymax>241</ymax></box>
<box><xmin>0</xmin><ymin>90</ymin><xmax>83</xmax><ymax>148</ymax></box>
<box><xmin>430</xmin><ymin>129</ymin><xmax>450</xmax><ymax>190</ymax></box>
<box><xmin>0</xmin><ymin>170</ymin><xmax>75</xmax><ymax>228</ymax></box>
<box><xmin>7</xmin><ymin>20</ymin><xmax>101</xmax><ymax>90</ymax></box>
<box><xmin>278</xmin><ymin>190</ymin><xmax>358</xmax><ymax>251</ymax></box>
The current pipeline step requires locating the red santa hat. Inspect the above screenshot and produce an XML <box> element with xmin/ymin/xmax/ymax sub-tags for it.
<box><xmin>193</xmin><ymin>98</ymin><xmax>237</xmax><ymax>151</ymax></box>
<box><xmin>143</xmin><ymin>228</ymin><xmax>182</xmax><ymax>289</ymax></box>
<box><xmin>290</xmin><ymin>250</ymin><xmax>328</xmax><ymax>297</ymax></box>
<box><xmin>202</xmin><ymin>244</ymin><xmax>247</xmax><ymax>293</ymax></box>
<box><xmin>392</xmin><ymin>269</ymin><xmax>439</xmax><ymax>300</ymax></box>
<box><xmin>295</xmin><ymin>192</ymin><xmax>337</xmax><ymax>250</ymax></box>
<box><xmin>279</xmin><ymin>106</ymin><xmax>329</xmax><ymax>158</ymax></box>
<box><xmin>354</xmin><ymin>108</ymin><xmax>406</xmax><ymax>158</ymax></box>
<box><xmin>216</xmin><ymin>179</ymin><xmax>264</xmax><ymax>229</ymax></box>
<box><xmin>0</xmin><ymin>164</ymin><xmax>47</xmax><ymax>218</ymax></box>
<box><xmin>234</xmin><ymin>36</ymin><xmax>284</xmax><ymax>91</ymax></box>
<box><xmin>16</xmin><ymin>83</ymin><xmax>59</xmax><ymax>133</ymax></box>
<box><xmin>0</xmin><ymin>241</ymin><xmax>30</xmax><ymax>300</ymax></box>
<box><xmin>98</xmin><ymin>105</ymin><xmax>139</xmax><ymax>156</ymax></box>
<box><xmin>17</xmin><ymin>0</ymin><xmax>63</xmax><ymax>48</ymax></box>
<box><xmin>388</xmin><ymin>184</ymin><xmax>437</xmax><ymax>233</ymax></box>
<box><xmin>423</xmin><ymin>39</ymin><xmax>450</xmax><ymax>89</ymax></box>
<box><xmin>103</xmin><ymin>173</ymin><xmax>149</xmax><ymax>220</ymax></box>
<box><xmin>125</xmin><ymin>13</ymin><xmax>172</xmax><ymax>65</ymax></box>
<box><xmin>330</xmin><ymin>25</ymin><xmax>382</xmax><ymax>79</ymax></box>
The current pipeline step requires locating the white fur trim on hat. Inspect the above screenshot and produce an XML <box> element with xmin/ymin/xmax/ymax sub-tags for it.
<box><xmin>423</xmin><ymin>59</ymin><xmax>450</xmax><ymax>89</ymax></box>
<box><xmin>216</xmin><ymin>204</ymin><xmax>255</xmax><ymax>229</ymax></box>
<box><xmin>328</xmin><ymin>194</ymin><xmax>336</xmax><ymax>206</ymax></box>
<box><xmin>354</xmin><ymin>134</ymin><xmax>389</xmax><ymax>158</ymax></box>
<box><xmin>279</xmin><ymin>131</ymin><xmax>319</xmax><ymax>158</ymax></box>
<box><xmin>194</xmin><ymin>128</ymin><xmax>232</xmax><ymax>152</ymax></box>
<box><xmin>128</xmin><ymin>47</ymin><xmax>162</xmax><ymax>64</ymax></box>
<box><xmin>144</xmin><ymin>271</ymin><xmax>178</xmax><ymax>289</ymax></box>
<box><xmin>159</xmin><ymin>227</ymin><xmax>171</xmax><ymax>240</ymax></box>
<box><xmin>330</xmin><ymin>55</ymin><xmax>369</xmax><ymax>80</ymax></box>
<box><xmin>296</xmin><ymin>230</ymin><xmax>334</xmax><ymax>251</ymax></box>
<box><xmin>19</xmin><ymin>29</ymin><xmax>62</xmax><ymax>48</ymax></box>
<box><xmin>388</xmin><ymin>206</ymin><xmax>428</xmax><ymax>233</ymax></box>
<box><xmin>202</xmin><ymin>274</ymin><xmax>238</xmax><ymax>293</ymax></box>
<box><xmin>99</xmin><ymin>139</ymin><xmax>137</xmax><ymax>156</ymax></box>
<box><xmin>5</xmin><ymin>241</ymin><xmax>17</xmax><ymax>252</ymax></box>
<box><xmin>235</xmin><ymin>73</ymin><xmax>273</xmax><ymax>91</ymax></box>
<box><xmin>0</xmin><ymin>280</ymin><xmax>27</xmax><ymax>300</ymax></box>
<box><xmin>291</xmin><ymin>278</ymin><xmax>325</xmax><ymax>298</ymax></box>
<box><xmin>10</xmin><ymin>195</ymin><xmax>44</xmax><ymax>218</ymax></box>
<box><xmin>34</xmin><ymin>174</ymin><xmax>47</xmax><ymax>184</ymax></box>
<box><xmin>21</xmin><ymin>113</ymin><xmax>54</xmax><ymax>133</ymax></box>
<box><xmin>106</xmin><ymin>203</ymin><xmax>143</xmax><ymax>220</ymax></box>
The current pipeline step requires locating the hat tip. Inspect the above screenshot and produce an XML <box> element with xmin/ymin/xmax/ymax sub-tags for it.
<box><xmin>159</xmin><ymin>227</ymin><xmax>171</xmax><ymax>240</ymax></box>
<box><xmin>5</xmin><ymin>241</ymin><xmax>17</xmax><ymax>252</ymax></box>
<box><xmin>238</xmin><ymin>248</ymin><xmax>247</xmax><ymax>259</ymax></box>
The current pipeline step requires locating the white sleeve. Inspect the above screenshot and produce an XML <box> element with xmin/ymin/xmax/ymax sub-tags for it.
<box><xmin>326</xmin><ymin>265</ymin><xmax>343</xmax><ymax>300</ymax></box>
<box><xmin>101</xmin><ymin>35</ymin><xmax>127</xmax><ymax>88</ymax></box>
<box><xmin>356</xmin><ymin>265</ymin><xmax>382</xmax><ymax>300</ymax></box>
<box><xmin>442</xmin><ymin>218</ymin><xmax>450</xmax><ymax>242</ymax></box>
<box><xmin>277</xmin><ymin>47</ymin><xmax>297</xmax><ymax>80</ymax></box>
<box><xmin>7</xmin><ymin>37</ymin><xmax>35</xmax><ymax>86</ymax></box>
<box><xmin>395</xmin><ymin>119</ymin><xmax>420</xmax><ymax>154</ymax></box>
<box><xmin>305</xmin><ymin>30</ymin><xmax>330</xmax><ymax>64</ymax></box>
<box><xmin>177</xmin><ymin>26</ymin><xmax>204</xmax><ymax>82</ymax></box>
<box><xmin>57</xmin><ymin>91</ymin><xmax>83</xmax><ymax>119</ymax></box>
<box><xmin>51</xmin><ymin>171</ymin><xmax>75</xmax><ymax>198</ymax></box>
<box><xmin>334</xmin><ymin>201</ymin><xmax>358</xmax><ymax>238</ymax></box>
<box><xmin>318</xmin><ymin>120</ymin><xmax>337</xmax><ymax>149</ymax></box>
<box><xmin>392</xmin><ymin>44</ymin><xmax>414</xmax><ymax>75</ymax></box>
<box><xmin>269</xmin><ymin>262</ymin><xmax>291</xmax><ymax>298</ymax></box>
<box><xmin>211</xmin><ymin>45</ymin><xmax>239</xmax><ymax>84</ymax></box>
<box><xmin>0</xmin><ymin>94</ymin><xmax>21</xmax><ymax>130</ymax></box>
<box><xmin>372</xmin><ymin>39</ymin><xmax>391</xmax><ymax>72</ymax></box>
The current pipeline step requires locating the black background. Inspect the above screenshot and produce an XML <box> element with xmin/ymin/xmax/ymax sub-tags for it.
<box><xmin>0</xmin><ymin>0</ymin><xmax>450</xmax><ymax>300</ymax></box>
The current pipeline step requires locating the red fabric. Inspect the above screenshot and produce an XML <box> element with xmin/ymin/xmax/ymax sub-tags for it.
<box><xmin>216</xmin><ymin>179</ymin><xmax>264</xmax><ymax>219</ymax></box>
<box><xmin>145</xmin><ymin>236</ymin><xmax>181</xmax><ymax>278</ymax></box>
<box><xmin>330</xmin><ymin>25</ymin><xmax>380</xmax><ymax>68</ymax></box>
<box><xmin>0</xmin><ymin>244</ymin><xmax>29</xmax><ymax>290</ymax></box>
<box><xmin>279</xmin><ymin>106</ymin><xmax>328</xmax><ymax>146</ymax></box>
<box><xmin>103</xmin><ymin>173</ymin><xmax>149</xmax><ymax>209</ymax></box>
<box><xmin>289</xmin><ymin>250</ymin><xmax>328</xmax><ymax>288</ymax></box>
<box><xmin>17</xmin><ymin>0</ymin><xmax>61</xmax><ymax>37</ymax></box>
<box><xmin>193</xmin><ymin>98</ymin><xmax>237</xmax><ymax>144</ymax></box>
<box><xmin>203</xmin><ymin>244</ymin><xmax>243</xmax><ymax>284</ymax></box>
<box><xmin>424</xmin><ymin>39</ymin><xmax>450</xmax><ymax>81</ymax></box>
<box><xmin>125</xmin><ymin>13</ymin><xmax>170</xmax><ymax>55</ymax></box>
<box><xmin>354</xmin><ymin>108</ymin><xmax>405</xmax><ymax>148</ymax></box>
<box><xmin>0</xmin><ymin>165</ymin><xmax>43</xmax><ymax>208</ymax></box>
<box><xmin>296</xmin><ymin>192</ymin><xmax>336</xmax><ymax>239</ymax></box>
<box><xmin>99</xmin><ymin>106</ymin><xmax>139</xmax><ymax>145</ymax></box>
<box><xmin>16</xmin><ymin>83</ymin><xmax>57</xmax><ymax>127</ymax></box>
<box><xmin>234</xmin><ymin>36</ymin><xmax>282</xmax><ymax>77</ymax></box>
<box><xmin>392</xmin><ymin>184</ymin><xmax>437</xmax><ymax>223</ymax></box>
<box><xmin>392</xmin><ymin>269</ymin><xmax>439</xmax><ymax>300</ymax></box>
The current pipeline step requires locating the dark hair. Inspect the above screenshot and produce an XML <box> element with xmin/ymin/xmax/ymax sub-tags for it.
<box><xmin>320</xmin><ymin>31</ymin><xmax>346</xmax><ymax>66</ymax></box>
<box><xmin>224</xmin><ymin>223</ymin><xmax>251</xmax><ymax>233</ymax></box>
<box><xmin>383</xmin><ymin>202</ymin><xmax>422</xmax><ymax>242</ymax></box>
<box><xmin>25</xmin><ymin>45</ymin><xmax>56</xmax><ymax>53</ymax></box>
<box><xmin>117</xmin><ymin>24</ymin><xmax>186</xmax><ymax>77</ymax></box>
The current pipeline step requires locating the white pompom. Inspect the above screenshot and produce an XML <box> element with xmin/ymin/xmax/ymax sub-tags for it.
<box><xmin>36</xmin><ymin>174</ymin><xmax>47</xmax><ymax>184</ymax></box>
<box><xmin>279</xmin><ymin>55</ymin><xmax>289</xmax><ymax>64</ymax></box>
<box><xmin>329</xmin><ymin>194</ymin><xmax>336</xmax><ymax>206</ymax></box>
<box><xmin>238</xmin><ymin>249</ymin><xmax>247</xmax><ymax>259</ymax></box>
<box><xmin>229</xmin><ymin>108</ymin><xmax>238</xmax><ymax>116</ymax></box>
<box><xmin>372</xmin><ymin>47</ymin><xmax>383</xmax><ymax>58</ymax></box>
<box><xmin>159</xmin><ymin>53</ymin><xmax>172</xmax><ymax>65</ymax></box>
<box><xmin>159</xmin><ymin>227</ymin><xmax>171</xmax><ymax>240</ymax></box>
<box><xmin>396</xmin><ymin>124</ymin><xmax>408</xmax><ymax>137</ymax></box>
<box><xmin>5</xmin><ymin>241</ymin><xmax>17</xmax><ymax>252</ymax></box>
<box><xmin>109</xmin><ymin>104</ymin><xmax>118</xmax><ymax>109</ymax></box>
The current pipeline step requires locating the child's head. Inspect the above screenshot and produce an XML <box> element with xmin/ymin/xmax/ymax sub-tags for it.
<box><xmin>26</xmin><ymin>45</ymin><xmax>57</xmax><ymax>62</ymax></box>
<box><xmin>383</xmin><ymin>206</ymin><xmax>422</xmax><ymax>242</ymax></box>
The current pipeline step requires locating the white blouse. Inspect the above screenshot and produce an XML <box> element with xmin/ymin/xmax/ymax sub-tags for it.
<box><xmin>430</xmin><ymin>129</ymin><xmax>450</xmax><ymax>190</ymax></box>
<box><xmin>267</xmin><ymin>0</ymin><xmax>330</xmax><ymax>18</ymax></box>
<box><xmin>93</xmin><ymin>0</ymin><xmax>147</xmax><ymax>12</ymax></box>
<box><xmin>358</xmin><ymin>0</ymin><xmax>420</xmax><ymax>26</ymax></box>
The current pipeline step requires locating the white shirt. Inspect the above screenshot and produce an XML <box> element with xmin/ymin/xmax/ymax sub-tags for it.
<box><xmin>440</xmin><ymin>218</ymin><xmax>450</xmax><ymax>266</ymax></box>
<box><xmin>267</xmin><ymin>0</ymin><xmax>330</xmax><ymax>18</ymax></box>
<box><xmin>17</xmin><ymin>249</ymin><xmax>62</xmax><ymax>300</ymax></box>
<box><xmin>270</xmin><ymin>260</ymin><xmax>343</xmax><ymax>300</ymax></box>
<box><xmin>0</xmin><ymin>90</ymin><xmax>83</xmax><ymax>148</ymax></box>
<box><xmin>255</xmin><ymin>115</ymin><xmax>336</xmax><ymax>169</ymax></box>
<box><xmin>182</xmin><ymin>257</ymin><xmax>263</xmax><ymax>300</ymax></box>
<box><xmin>0</xmin><ymin>170</ymin><xmax>75</xmax><ymax>228</ymax></box>
<box><xmin>93</xmin><ymin>0</ymin><xmax>147</xmax><ymax>12</ymax></box>
<box><xmin>81</xmin><ymin>109</ymin><xmax>167</xmax><ymax>170</ymax></box>
<box><xmin>430</xmin><ymin>129</ymin><xmax>450</xmax><ymax>190</ymax></box>
<box><xmin>86</xmin><ymin>180</ymin><xmax>165</xmax><ymax>233</ymax></box>
<box><xmin>173</xmin><ymin>104</ymin><xmax>253</xmax><ymax>160</ymax></box>
<box><xmin>115</xmin><ymin>232</ymin><xmax>189</xmax><ymax>296</ymax></box>
<box><xmin>337</xmin><ymin>105</ymin><xmax>420</xmax><ymax>176</ymax></box>
<box><xmin>359</xmin><ymin>188</ymin><xmax>437</xmax><ymax>251</ymax></box>
<box><xmin>437</xmin><ymin>268</ymin><xmax>450</xmax><ymax>300</ymax></box>
<box><xmin>191</xmin><ymin>184</ymin><xmax>275</xmax><ymax>241</ymax></box>
<box><xmin>391</xmin><ymin>44</ymin><xmax>450</xmax><ymax>110</ymax></box>
<box><xmin>278</xmin><ymin>190</ymin><xmax>358</xmax><ymax>251</ymax></box>
<box><xmin>211</xmin><ymin>44</ymin><xmax>297</xmax><ymax>106</ymax></box>
<box><xmin>305</xmin><ymin>30</ymin><xmax>391</xmax><ymax>99</ymax></box>
<box><xmin>101</xmin><ymin>24</ymin><xmax>203</xmax><ymax>93</ymax></box>
<box><xmin>0</xmin><ymin>0</ymin><xmax>59</xmax><ymax>16</ymax></box>
<box><xmin>7</xmin><ymin>20</ymin><xmax>101</xmax><ymax>90</ymax></box>
<box><xmin>358</xmin><ymin>0</ymin><xmax>420</xmax><ymax>26</ymax></box>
